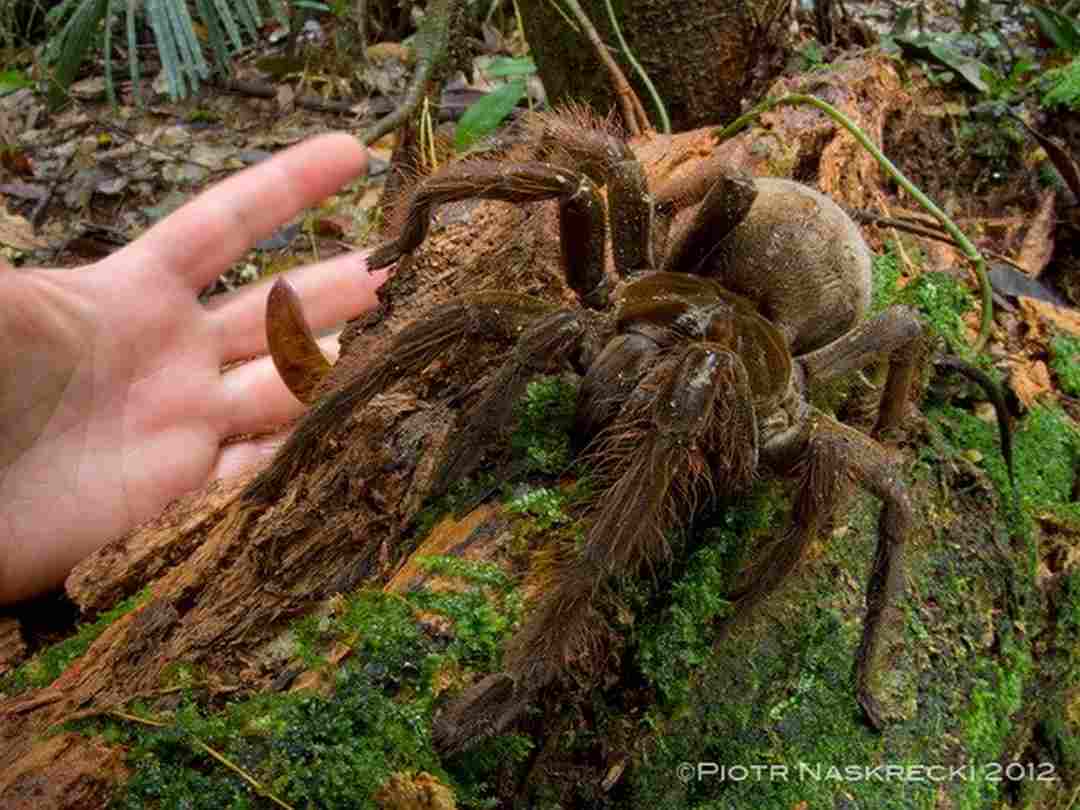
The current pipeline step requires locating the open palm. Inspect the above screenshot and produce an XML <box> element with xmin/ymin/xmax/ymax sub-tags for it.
<box><xmin>0</xmin><ymin>134</ymin><xmax>384</xmax><ymax>603</ymax></box>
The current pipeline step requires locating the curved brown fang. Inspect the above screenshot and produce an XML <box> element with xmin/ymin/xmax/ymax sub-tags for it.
<box><xmin>266</xmin><ymin>277</ymin><xmax>333</xmax><ymax>405</ymax></box>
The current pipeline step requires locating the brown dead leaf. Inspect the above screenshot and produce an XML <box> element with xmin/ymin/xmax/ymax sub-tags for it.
<box><xmin>311</xmin><ymin>215</ymin><xmax>349</xmax><ymax>239</ymax></box>
<box><xmin>374</xmin><ymin>772</ymin><xmax>456</xmax><ymax>810</ymax></box>
<box><xmin>1009</xmin><ymin>358</ymin><xmax>1052</xmax><ymax>409</ymax></box>
<box><xmin>1014</xmin><ymin>114</ymin><xmax>1080</xmax><ymax>202</ymax></box>
<box><xmin>1019</xmin><ymin>295</ymin><xmax>1080</xmax><ymax>338</ymax></box>
<box><xmin>275</xmin><ymin>84</ymin><xmax>295</xmax><ymax>115</ymax></box>
<box><xmin>0</xmin><ymin>147</ymin><xmax>33</xmax><ymax>177</ymax></box>
<box><xmin>366</xmin><ymin>42</ymin><xmax>415</xmax><ymax>65</ymax></box>
<box><xmin>0</xmin><ymin>205</ymin><xmax>45</xmax><ymax>251</ymax></box>
<box><xmin>1017</xmin><ymin>189</ymin><xmax>1056</xmax><ymax>277</ymax></box>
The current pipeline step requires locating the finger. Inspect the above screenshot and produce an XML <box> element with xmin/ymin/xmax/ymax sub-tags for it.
<box><xmin>213</xmin><ymin>432</ymin><xmax>291</xmax><ymax>480</ymax></box>
<box><xmin>113</xmin><ymin>133</ymin><xmax>368</xmax><ymax>292</ymax></box>
<box><xmin>208</xmin><ymin>251</ymin><xmax>387</xmax><ymax>362</ymax></box>
<box><xmin>218</xmin><ymin>334</ymin><xmax>341</xmax><ymax>436</ymax></box>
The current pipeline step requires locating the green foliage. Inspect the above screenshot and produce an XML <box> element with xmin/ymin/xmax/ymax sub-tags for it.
<box><xmin>455</xmin><ymin>78</ymin><xmax>528</xmax><ymax>151</ymax></box>
<box><xmin>795</xmin><ymin>39</ymin><xmax>826</xmax><ymax>70</ymax></box>
<box><xmin>42</xmin><ymin>0</ymin><xmax>288</xmax><ymax>105</ymax></box>
<box><xmin>1030</xmin><ymin>4</ymin><xmax>1080</xmax><ymax>54</ymax></box>
<box><xmin>483</xmin><ymin>56</ymin><xmax>537</xmax><ymax>78</ymax></box>
<box><xmin>891</xmin><ymin>31</ymin><xmax>995</xmax><ymax>92</ymax></box>
<box><xmin>509</xmin><ymin>376</ymin><xmax>578</xmax><ymax>475</ymax></box>
<box><xmin>1043</xmin><ymin>58</ymin><xmax>1080</xmax><ymax>110</ymax></box>
<box><xmin>1051</xmin><ymin>334</ymin><xmax>1080</xmax><ymax>396</ymax></box>
<box><xmin>0</xmin><ymin>588</ymin><xmax>149</xmax><ymax>696</ymax></box>
<box><xmin>884</xmin><ymin>9</ymin><xmax>1078</xmax><ymax>137</ymax></box>
<box><xmin>0</xmin><ymin>68</ymin><xmax>33</xmax><ymax>96</ymax></box>
<box><xmin>454</xmin><ymin>57</ymin><xmax>538</xmax><ymax>150</ymax></box>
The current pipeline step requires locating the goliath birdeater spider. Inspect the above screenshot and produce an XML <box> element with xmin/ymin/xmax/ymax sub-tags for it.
<box><xmin>247</xmin><ymin>110</ymin><xmax>936</xmax><ymax>752</ymax></box>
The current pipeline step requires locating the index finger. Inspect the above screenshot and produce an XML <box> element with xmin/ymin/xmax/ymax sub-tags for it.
<box><xmin>114</xmin><ymin>133</ymin><xmax>368</xmax><ymax>291</ymax></box>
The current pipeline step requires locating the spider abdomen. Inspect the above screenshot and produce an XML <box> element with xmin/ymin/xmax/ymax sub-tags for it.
<box><xmin>704</xmin><ymin>177</ymin><xmax>873</xmax><ymax>355</ymax></box>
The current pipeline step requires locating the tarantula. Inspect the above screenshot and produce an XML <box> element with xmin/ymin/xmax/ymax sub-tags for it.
<box><xmin>245</xmin><ymin>112</ymin><xmax>931</xmax><ymax>752</ymax></box>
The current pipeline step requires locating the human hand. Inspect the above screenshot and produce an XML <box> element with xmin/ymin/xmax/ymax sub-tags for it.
<box><xmin>0</xmin><ymin>133</ymin><xmax>385</xmax><ymax>604</ymax></box>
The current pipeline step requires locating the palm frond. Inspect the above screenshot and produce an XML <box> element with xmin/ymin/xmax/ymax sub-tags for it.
<box><xmin>46</xmin><ymin>0</ymin><xmax>290</xmax><ymax>104</ymax></box>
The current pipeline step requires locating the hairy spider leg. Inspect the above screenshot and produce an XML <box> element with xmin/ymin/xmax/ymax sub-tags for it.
<box><xmin>366</xmin><ymin>160</ymin><xmax>651</xmax><ymax>309</ymax></box>
<box><xmin>661</xmin><ymin>170</ymin><xmax>758</xmax><ymax>276</ymax></box>
<box><xmin>433</xmin><ymin>344</ymin><xmax>758</xmax><ymax>753</ymax></box>
<box><xmin>529</xmin><ymin>108</ymin><xmax>654</xmax><ymax>274</ymax></box>
<box><xmin>243</xmin><ymin>293</ymin><xmax>554</xmax><ymax>503</ymax></box>
<box><xmin>725</xmin><ymin>412</ymin><xmax>912</xmax><ymax>731</ymax></box>
<box><xmin>430</xmin><ymin>309</ymin><xmax>593</xmax><ymax>497</ymax></box>
<box><xmin>643</xmin><ymin>152</ymin><xmax>757</xmax><ymax>271</ymax></box>
<box><xmin>797</xmin><ymin>304</ymin><xmax>924</xmax><ymax>435</ymax></box>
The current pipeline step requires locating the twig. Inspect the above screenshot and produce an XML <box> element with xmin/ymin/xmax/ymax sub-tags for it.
<box><xmin>848</xmin><ymin>210</ymin><xmax>1032</xmax><ymax>274</ymax></box>
<box><xmin>557</xmin><ymin>0</ymin><xmax>650</xmax><ymax>135</ymax></box>
<box><xmin>602</xmin><ymin>0</ymin><xmax>668</xmax><ymax>133</ymax></box>
<box><xmin>105</xmin><ymin>710</ymin><xmax>296</xmax><ymax>810</ymax></box>
<box><xmin>870</xmin><ymin>187</ymin><xmax>917</xmax><ymax>276</ymax></box>
<box><xmin>353</xmin><ymin>0</ymin><xmax>367</xmax><ymax>66</ymax></box>
<box><xmin>217</xmin><ymin>77</ymin><xmax>360</xmax><ymax>115</ymax></box>
<box><xmin>361</xmin><ymin>0</ymin><xmax>462</xmax><ymax>145</ymax></box>
<box><xmin>718</xmin><ymin>94</ymin><xmax>994</xmax><ymax>353</ymax></box>
<box><xmin>30</xmin><ymin>151</ymin><xmax>74</xmax><ymax>231</ymax></box>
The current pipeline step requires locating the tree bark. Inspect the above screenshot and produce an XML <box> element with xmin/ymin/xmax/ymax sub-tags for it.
<box><xmin>519</xmin><ymin>0</ymin><xmax>792</xmax><ymax>131</ymax></box>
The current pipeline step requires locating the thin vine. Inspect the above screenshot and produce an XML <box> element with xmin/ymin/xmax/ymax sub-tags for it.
<box><xmin>602</xmin><ymin>0</ymin><xmax>670</xmax><ymax>133</ymax></box>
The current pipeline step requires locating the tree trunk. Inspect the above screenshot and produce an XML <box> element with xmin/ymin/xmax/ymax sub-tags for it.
<box><xmin>519</xmin><ymin>0</ymin><xmax>792</xmax><ymax>131</ymax></box>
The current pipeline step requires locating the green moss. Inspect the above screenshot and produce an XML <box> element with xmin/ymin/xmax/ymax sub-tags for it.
<box><xmin>76</xmin><ymin>561</ymin><xmax>525</xmax><ymax>809</ymax></box>
<box><xmin>1051</xmin><ymin>334</ymin><xmax>1080</xmax><ymax>397</ymax></box>
<box><xmin>871</xmin><ymin>245</ymin><xmax>903</xmax><ymax>314</ymax></box>
<box><xmin>505</xmin><ymin>485</ymin><xmax>571</xmax><ymax>529</ymax></box>
<box><xmin>410</xmin><ymin>376</ymin><xmax>579</xmax><ymax>543</ymax></box>
<box><xmin>901</xmin><ymin>270</ymin><xmax>974</xmax><ymax>353</ymax></box>
<box><xmin>0</xmin><ymin>588</ymin><xmax>149</xmax><ymax>697</ymax></box>
<box><xmin>509</xmin><ymin>376</ymin><xmax>578</xmax><ymax>475</ymax></box>
<box><xmin>927</xmin><ymin>403</ymin><xmax>1080</xmax><ymax>532</ymax></box>
<box><xmin>410</xmin><ymin>555</ymin><xmax>522</xmax><ymax>668</ymax></box>
<box><xmin>635</xmin><ymin>485</ymin><xmax>781</xmax><ymax>707</ymax></box>
<box><xmin>623</xmin><ymin>413</ymin><xmax>1055</xmax><ymax>810</ymax></box>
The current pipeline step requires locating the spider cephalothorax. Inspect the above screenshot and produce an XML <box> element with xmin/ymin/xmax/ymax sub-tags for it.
<box><xmin>248</xmin><ymin>110</ymin><xmax>929</xmax><ymax>751</ymax></box>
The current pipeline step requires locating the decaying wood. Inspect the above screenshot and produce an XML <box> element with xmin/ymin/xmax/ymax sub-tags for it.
<box><xmin>0</xmin><ymin>57</ymin><xmax>912</xmax><ymax>803</ymax></box>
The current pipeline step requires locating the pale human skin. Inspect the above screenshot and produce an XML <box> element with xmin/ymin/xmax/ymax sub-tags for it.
<box><xmin>0</xmin><ymin>133</ymin><xmax>385</xmax><ymax>605</ymax></box>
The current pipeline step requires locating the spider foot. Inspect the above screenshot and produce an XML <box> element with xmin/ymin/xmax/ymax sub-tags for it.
<box><xmin>432</xmin><ymin>672</ymin><xmax>532</xmax><ymax>755</ymax></box>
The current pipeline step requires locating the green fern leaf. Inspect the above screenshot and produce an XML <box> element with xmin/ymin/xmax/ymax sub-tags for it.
<box><xmin>1043</xmin><ymin>58</ymin><xmax>1080</xmax><ymax>110</ymax></box>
